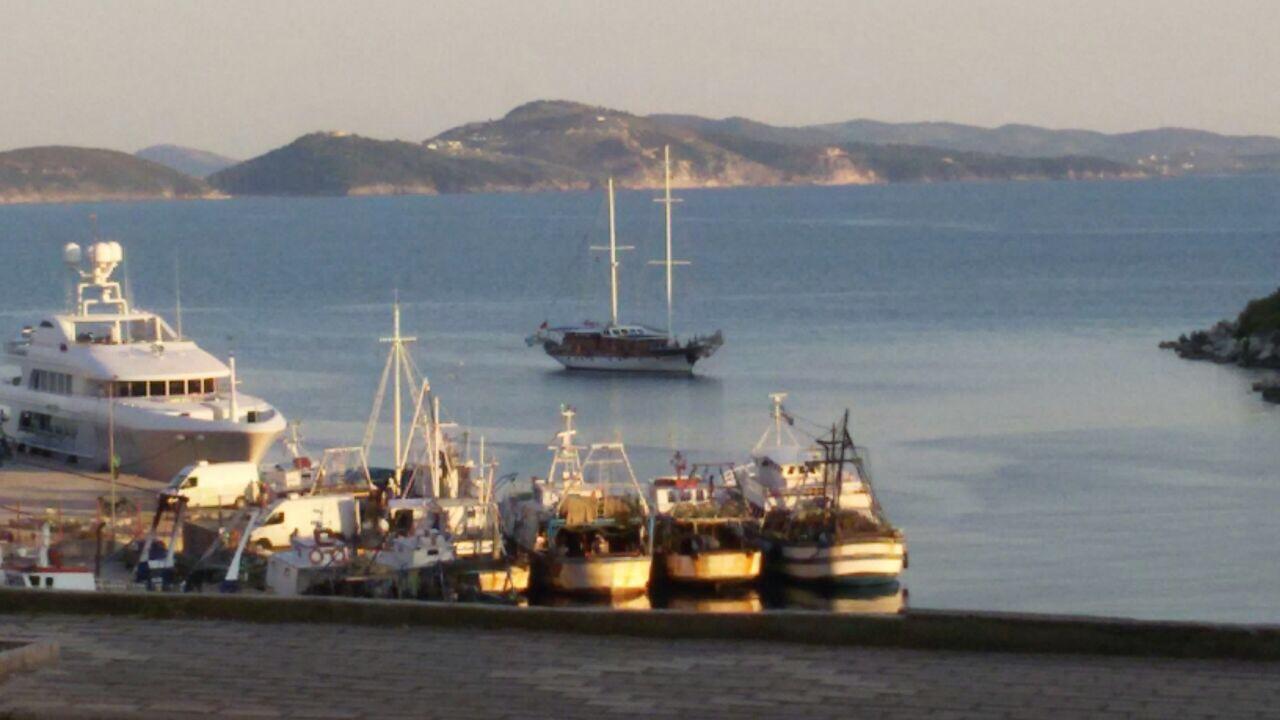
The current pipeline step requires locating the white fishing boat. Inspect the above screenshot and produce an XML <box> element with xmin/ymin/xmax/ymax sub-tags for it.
<box><xmin>535</xmin><ymin>426</ymin><xmax>653</xmax><ymax>596</ymax></box>
<box><xmin>737</xmin><ymin>394</ymin><xmax>873</xmax><ymax>513</ymax></box>
<box><xmin>0</xmin><ymin>241</ymin><xmax>285</xmax><ymax>480</ymax></box>
<box><xmin>527</xmin><ymin>146</ymin><xmax>722</xmax><ymax>373</ymax></box>
<box><xmin>763</xmin><ymin>410</ymin><xmax>907</xmax><ymax>586</ymax></box>
<box><xmin>1</xmin><ymin>523</ymin><xmax>96</xmax><ymax>592</ymax></box>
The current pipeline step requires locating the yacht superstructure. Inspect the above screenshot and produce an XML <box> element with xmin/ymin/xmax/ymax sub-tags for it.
<box><xmin>0</xmin><ymin>241</ymin><xmax>286</xmax><ymax>480</ymax></box>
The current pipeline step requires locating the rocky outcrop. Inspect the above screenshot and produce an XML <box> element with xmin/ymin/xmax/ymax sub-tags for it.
<box><xmin>1161</xmin><ymin>317</ymin><xmax>1280</xmax><ymax>404</ymax></box>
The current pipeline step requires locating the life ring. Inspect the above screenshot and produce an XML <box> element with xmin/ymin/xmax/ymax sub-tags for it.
<box><xmin>331</xmin><ymin>547</ymin><xmax>348</xmax><ymax>564</ymax></box>
<box><xmin>308</xmin><ymin>548</ymin><xmax>324</xmax><ymax>565</ymax></box>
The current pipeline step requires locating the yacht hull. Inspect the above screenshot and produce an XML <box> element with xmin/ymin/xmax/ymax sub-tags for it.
<box><xmin>774</xmin><ymin>537</ymin><xmax>906</xmax><ymax>586</ymax></box>
<box><xmin>549</xmin><ymin>352</ymin><xmax>697</xmax><ymax>374</ymax></box>
<box><xmin>0</xmin><ymin>388</ymin><xmax>285</xmax><ymax>481</ymax></box>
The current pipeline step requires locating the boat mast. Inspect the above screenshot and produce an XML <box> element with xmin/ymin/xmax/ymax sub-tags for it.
<box><xmin>378</xmin><ymin>300</ymin><xmax>417</xmax><ymax>487</ymax></box>
<box><xmin>589</xmin><ymin>179</ymin><xmax>635</xmax><ymax>327</ymax></box>
<box><xmin>650</xmin><ymin>145</ymin><xmax>687</xmax><ymax>342</ymax></box>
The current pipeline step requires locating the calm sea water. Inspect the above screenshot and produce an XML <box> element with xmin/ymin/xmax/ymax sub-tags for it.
<box><xmin>1</xmin><ymin>176</ymin><xmax>1278</xmax><ymax>622</ymax></box>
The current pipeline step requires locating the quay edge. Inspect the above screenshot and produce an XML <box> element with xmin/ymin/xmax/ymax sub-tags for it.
<box><xmin>2</xmin><ymin>588</ymin><xmax>1279</xmax><ymax>662</ymax></box>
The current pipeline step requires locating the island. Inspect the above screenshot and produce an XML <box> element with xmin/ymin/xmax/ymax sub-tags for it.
<box><xmin>0</xmin><ymin>146</ymin><xmax>221</xmax><ymax>205</ymax></box>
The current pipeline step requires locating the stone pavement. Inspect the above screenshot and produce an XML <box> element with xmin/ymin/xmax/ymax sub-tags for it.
<box><xmin>0</xmin><ymin>613</ymin><xmax>1278</xmax><ymax>719</ymax></box>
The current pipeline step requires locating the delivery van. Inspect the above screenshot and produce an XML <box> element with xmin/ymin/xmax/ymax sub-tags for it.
<box><xmin>248</xmin><ymin>494</ymin><xmax>361</xmax><ymax>551</ymax></box>
<box><xmin>166</xmin><ymin>461</ymin><xmax>260</xmax><ymax>509</ymax></box>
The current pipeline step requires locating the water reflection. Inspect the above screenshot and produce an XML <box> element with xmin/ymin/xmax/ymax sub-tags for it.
<box><xmin>528</xmin><ymin>582</ymin><xmax>907</xmax><ymax>615</ymax></box>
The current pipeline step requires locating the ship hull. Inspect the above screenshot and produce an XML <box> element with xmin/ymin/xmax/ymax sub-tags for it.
<box><xmin>542</xmin><ymin>554</ymin><xmax>652</xmax><ymax>596</ymax></box>
<box><xmin>773</xmin><ymin>537</ymin><xmax>906</xmax><ymax>586</ymax></box>
<box><xmin>662</xmin><ymin>549</ymin><xmax>762</xmax><ymax>585</ymax></box>
<box><xmin>0</xmin><ymin>388</ymin><xmax>285</xmax><ymax>481</ymax></box>
<box><xmin>549</xmin><ymin>352</ymin><xmax>697</xmax><ymax>373</ymax></box>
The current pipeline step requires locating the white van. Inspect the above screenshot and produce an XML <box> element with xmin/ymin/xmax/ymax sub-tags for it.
<box><xmin>166</xmin><ymin>461</ymin><xmax>260</xmax><ymax>509</ymax></box>
<box><xmin>248</xmin><ymin>494</ymin><xmax>361</xmax><ymax>551</ymax></box>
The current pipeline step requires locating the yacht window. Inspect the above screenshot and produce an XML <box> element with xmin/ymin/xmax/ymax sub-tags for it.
<box><xmin>28</xmin><ymin>575</ymin><xmax>38</xmax><ymax>587</ymax></box>
<box><xmin>113</xmin><ymin>382</ymin><xmax>130</xmax><ymax>398</ymax></box>
<box><xmin>184</xmin><ymin>477</ymin><xmax>198</xmax><ymax>489</ymax></box>
<box><xmin>187</xmin><ymin>379</ymin><xmax>202</xmax><ymax>394</ymax></box>
<box><xmin>44</xmin><ymin>577</ymin><xmax>54</xmax><ymax>588</ymax></box>
<box><xmin>203</xmin><ymin>378</ymin><xmax>216</xmax><ymax>394</ymax></box>
<box><xmin>262</xmin><ymin>512</ymin><xmax>284</xmax><ymax>526</ymax></box>
<box><xmin>39</xmin><ymin>320</ymin><xmax>53</xmax><ymax>328</ymax></box>
<box><xmin>149</xmin><ymin>381</ymin><xmax>165</xmax><ymax>397</ymax></box>
<box><xmin>30</xmin><ymin>369</ymin><xmax>72</xmax><ymax>395</ymax></box>
<box><xmin>667</xmin><ymin>490</ymin><xmax>677</xmax><ymax>503</ymax></box>
<box><xmin>131</xmin><ymin>381</ymin><xmax>147</xmax><ymax>397</ymax></box>
<box><xmin>168</xmin><ymin>380</ymin><xmax>184</xmax><ymax>396</ymax></box>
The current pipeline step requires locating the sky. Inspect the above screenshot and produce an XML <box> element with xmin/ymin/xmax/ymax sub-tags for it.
<box><xmin>2</xmin><ymin>0</ymin><xmax>1279</xmax><ymax>158</ymax></box>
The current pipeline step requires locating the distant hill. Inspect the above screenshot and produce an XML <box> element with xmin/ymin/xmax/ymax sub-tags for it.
<box><xmin>208</xmin><ymin>131</ymin><xmax>585</xmax><ymax>196</ymax></box>
<box><xmin>212</xmin><ymin>101</ymin><xmax>1141</xmax><ymax>197</ymax></box>
<box><xmin>652</xmin><ymin>114</ymin><xmax>1280</xmax><ymax>175</ymax></box>
<box><xmin>0</xmin><ymin>146</ymin><xmax>220</xmax><ymax>204</ymax></box>
<box><xmin>136</xmin><ymin>144</ymin><xmax>238</xmax><ymax>178</ymax></box>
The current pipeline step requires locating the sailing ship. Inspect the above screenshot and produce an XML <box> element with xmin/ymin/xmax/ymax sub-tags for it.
<box><xmin>526</xmin><ymin>146</ymin><xmax>723</xmax><ymax>373</ymax></box>
<box><xmin>762</xmin><ymin>410</ymin><xmax>907</xmax><ymax>586</ymax></box>
<box><xmin>0</xmin><ymin>241</ymin><xmax>285</xmax><ymax>480</ymax></box>
<box><xmin>650</xmin><ymin>458</ymin><xmax>762</xmax><ymax>587</ymax></box>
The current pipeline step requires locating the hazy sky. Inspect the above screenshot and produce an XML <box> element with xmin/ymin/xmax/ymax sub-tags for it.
<box><xmin>3</xmin><ymin>0</ymin><xmax>1279</xmax><ymax>158</ymax></box>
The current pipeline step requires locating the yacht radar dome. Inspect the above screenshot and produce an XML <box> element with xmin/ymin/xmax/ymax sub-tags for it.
<box><xmin>62</xmin><ymin>242</ymin><xmax>82</xmax><ymax>266</ymax></box>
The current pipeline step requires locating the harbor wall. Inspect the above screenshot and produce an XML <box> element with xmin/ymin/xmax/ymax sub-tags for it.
<box><xmin>2</xmin><ymin>588</ymin><xmax>1278</xmax><ymax>661</ymax></box>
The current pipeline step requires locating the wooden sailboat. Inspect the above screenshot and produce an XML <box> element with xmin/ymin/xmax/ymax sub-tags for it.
<box><xmin>527</xmin><ymin>146</ymin><xmax>723</xmax><ymax>373</ymax></box>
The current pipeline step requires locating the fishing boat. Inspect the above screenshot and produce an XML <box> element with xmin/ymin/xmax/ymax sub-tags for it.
<box><xmin>1</xmin><ymin>523</ymin><xmax>96</xmax><ymax>591</ymax></box>
<box><xmin>737</xmin><ymin>394</ymin><xmax>873</xmax><ymax>513</ymax></box>
<box><xmin>526</xmin><ymin>146</ymin><xmax>723</xmax><ymax>373</ymax></box>
<box><xmin>650</xmin><ymin>458</ymin><xmax>762</xmax><ymax>587</ymax></box>
<box><xmin>0</xmin><ymin>241</ymin><xmax>285</xmax><ymax>480</ymax></box>
<box><xmin>497</xmin><ymin>405</ymin><xmax>582</xmax><ymax>557</ymax></box>
<box><xmin>763</xmin><ymin>410</ymin><xmax>907</xmax><ymax>586</ymax></box>
<box><xmin>534</xmin><ymin>432</ymin><xmax>653</xmax><ymax>596</ymax></box>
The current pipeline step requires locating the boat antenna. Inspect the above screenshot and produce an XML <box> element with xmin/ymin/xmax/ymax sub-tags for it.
<box><xmin>649</xmin><ymin>145</ymin><xmax>688</xmax><ymax>342</ymax></box>
<box><xmin>173</xmin><ymin>255</ymin><xmax>183</xmax><ymax>340</ymax></box>
<box><xmin>590</xmin><ymin>178</ymin><xmax>632</xmax><ymax>326</ymax></box>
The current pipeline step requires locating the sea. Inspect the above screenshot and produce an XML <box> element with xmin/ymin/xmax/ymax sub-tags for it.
<box><xmin>1</xmin><ymin>175</ymin><xmax>1278</xmax><ymax>622</ymax></box>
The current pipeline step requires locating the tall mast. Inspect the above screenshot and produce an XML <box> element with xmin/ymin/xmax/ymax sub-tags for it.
<box><xmin>591</xmin><ymin>179</ymin><xmax>632</xmax><ymax>326</ymax></box>
<box><xmin>608</xmin><ymin>178</ymin><xmax>619</xmax><ymax>325</ymax></box>
<box><xmin>650</xmin><ymin>145</ymin><xmax>687</xmax><ymax>342</ymax></box>
<box><xmin>378</xmin><ymin>299</ymin><xmax>417</xmax><ymax>487</ymax></box>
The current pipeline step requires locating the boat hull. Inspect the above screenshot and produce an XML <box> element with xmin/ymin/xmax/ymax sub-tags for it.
<box><xmin>544</xmin><ymin>554</ymin><xmax>652</xmax><ymax>595</ymax></box>
<box><xmin>549</xmin><ymin>352</ymin><xmax>697</xmax><ymax>374</ymax></box>
<box><xmin>0</xmin><ymin>389</ymin><xmax>285</xmax><ymax>481</ymax></box>
<box><xmin>773</xmin><ymin>537</ymin><xmax>905</xmax><ymax>586</ymax></box>
<box><xmin>662</xmin><ymin>550</ymin><xmax>762</xmax><ymax>585</ymax></box>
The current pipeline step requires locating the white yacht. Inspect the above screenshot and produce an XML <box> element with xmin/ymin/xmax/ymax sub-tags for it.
<box><xmin>0</xmin><ymin>241</ymin><xmax>286</xmax><ymax>481</ymax></box>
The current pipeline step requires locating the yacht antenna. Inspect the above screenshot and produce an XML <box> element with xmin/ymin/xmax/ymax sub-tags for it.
<box><xmin>173</xmin><ymin>256</ymin><xmax>183</xmax><ymax>340</ymax></box>
<box><xmin>649</xmin><ymin>145</ymin><xmax>688</xmax><ymax>342</ymax></box>
<box><xmin>590</xmin><ymin>178</ymin><xmax>633</xmax><ymax>326</ymax></box>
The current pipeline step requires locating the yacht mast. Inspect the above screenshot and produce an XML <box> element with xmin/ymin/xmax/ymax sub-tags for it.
<box><xmin>591</xmin><ymin>179</ymin><xmax>632</xmax><ymax>326</ymax></box>
<box><xmin>650</xmin><ymin>145</ymin><xmax>687</xmax><ymax>342</ymax></box>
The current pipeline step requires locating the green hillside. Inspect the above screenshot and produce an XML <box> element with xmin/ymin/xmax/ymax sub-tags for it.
<box><xmin>0</xmin><ymin>146</ymin><xmax>218</xmax><ymax>204</ymax></box>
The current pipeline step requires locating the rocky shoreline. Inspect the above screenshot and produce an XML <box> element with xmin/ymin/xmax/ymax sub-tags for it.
<box><xmin>1160</xmin><ymin>319</ymin><xmax>1280</xmax><ymax>404</ymax></box>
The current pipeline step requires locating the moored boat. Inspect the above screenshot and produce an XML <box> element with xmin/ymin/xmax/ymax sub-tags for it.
<box><xmin>763</xmin><ymin>409</ymin><xmax>907</xmax><ymax>587</ymax></box>
<box><xmin>0</xmin><ymin>241</ymin><xmax>285</xmax><ymax>480</ymax></box>
<box><xmin>650</xmin><ymin>459</ymin><xmax>761</xmax><ymax>587</ymax></box>
<box><xmin>535</xmin><ymin>434</ymin><xmax>653</xmax><ymax>596</ymax></box>
<box><xmin>527</xmin><ymin>146</ymin><xmax>723</xmax><ymax>374</ymax></box>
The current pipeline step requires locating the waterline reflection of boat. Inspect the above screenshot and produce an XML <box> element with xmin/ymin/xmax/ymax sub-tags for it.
<box><xmin>778</xmin><ymin>583</ymin><xmax>907</xmax><ymax>615</ymax></box>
